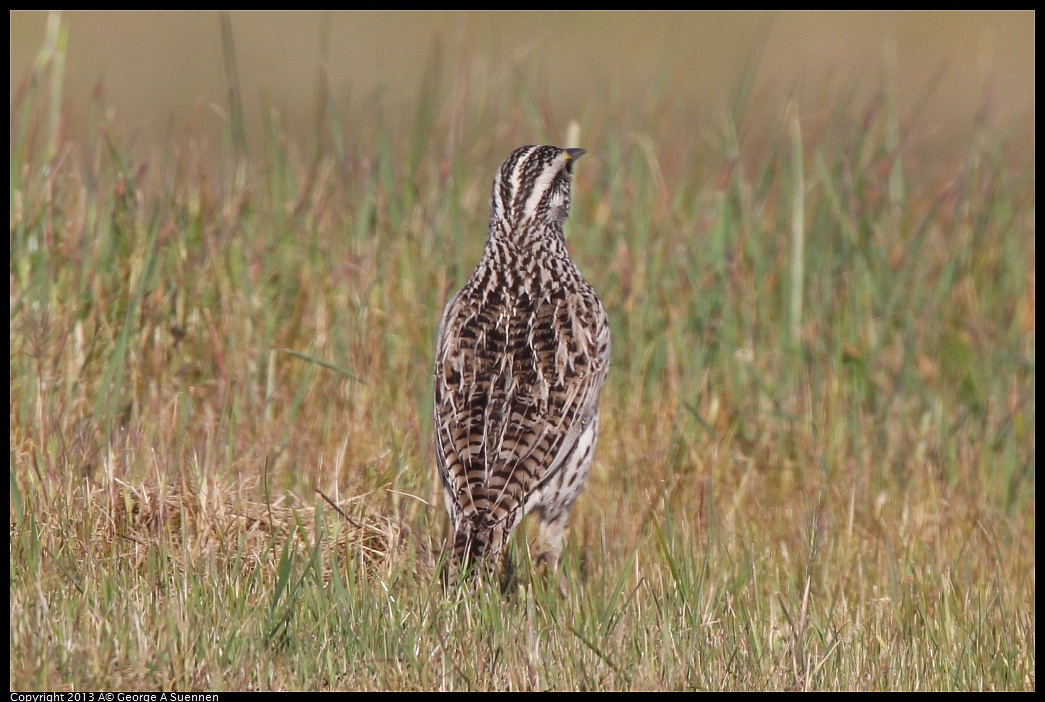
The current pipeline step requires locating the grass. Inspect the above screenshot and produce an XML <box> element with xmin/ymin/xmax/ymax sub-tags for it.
<box><xmin>9</xmin><ymin>17</ymin><xmax>1035</xmax><ymax>690</ymax></box>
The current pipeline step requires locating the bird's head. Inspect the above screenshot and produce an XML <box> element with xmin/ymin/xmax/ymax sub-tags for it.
<box><xmin>489</xmin><ymin>145</ymin><xmax>586</xmax><ymax>237</ymax></box>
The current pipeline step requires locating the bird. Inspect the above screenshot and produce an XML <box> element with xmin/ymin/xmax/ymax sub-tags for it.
<box><xmin>433</xmin><ymin>144</ymin><xmax>610</xmax><ymax>587</ymax></box>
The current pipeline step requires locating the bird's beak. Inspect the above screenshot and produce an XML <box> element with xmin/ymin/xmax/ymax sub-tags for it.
<box><xmin>564</xmin><ymin>148</ymin><xmax>586</xmax><ymax>162</ymax></box>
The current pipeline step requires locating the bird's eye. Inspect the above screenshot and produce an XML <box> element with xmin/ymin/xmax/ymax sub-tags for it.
<box><xmin>565</xmin><ymin>158</ymin><xmax>576</xmax><ymax>174</ymax></box>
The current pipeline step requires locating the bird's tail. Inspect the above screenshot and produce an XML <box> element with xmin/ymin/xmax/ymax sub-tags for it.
<box><xmin>452</xmin><ymin>512</ymin><xmax>500</xmax><ymax>565</ymax></box>
<box><xmin>443</xmin><ymin>511</ymin><xmax>513</xmax><ymax>587</ymax></box>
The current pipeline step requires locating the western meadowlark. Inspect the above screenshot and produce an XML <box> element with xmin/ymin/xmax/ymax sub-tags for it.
<box><xmin>433</xmin><ymin>145</ymin><xmax>610</xmax><ymax>585</ymax></box>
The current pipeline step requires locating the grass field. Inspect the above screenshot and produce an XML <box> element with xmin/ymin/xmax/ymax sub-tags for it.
<box><xmin>9</xmin><ymin>20</ymin><xmax>1035</xmax><ymax>690</ymax></box>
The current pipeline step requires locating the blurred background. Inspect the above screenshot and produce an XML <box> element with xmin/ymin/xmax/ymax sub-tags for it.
<box><xmin>9</xmin><ymin>10</ymin><xmax>1035</xmax><ymax>163</ymax></box>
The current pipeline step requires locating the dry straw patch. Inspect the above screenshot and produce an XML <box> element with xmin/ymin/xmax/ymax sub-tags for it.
<box><xmin>19</xmin><ymin>475</ymin><xmax>404</xmax><ymax>582</ymax></box>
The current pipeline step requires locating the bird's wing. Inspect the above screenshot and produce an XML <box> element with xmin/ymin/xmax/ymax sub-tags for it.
<box><xmin>434</xmin><ymin>285</ymin><xmax>610</xmax><ymax>522</ymax></box>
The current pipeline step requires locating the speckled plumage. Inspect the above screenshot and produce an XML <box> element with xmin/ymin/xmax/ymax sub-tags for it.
<box><xmin>434</xmin><ymin>145</ymin><xmax>610</xmax><ymax>580</ymax></box>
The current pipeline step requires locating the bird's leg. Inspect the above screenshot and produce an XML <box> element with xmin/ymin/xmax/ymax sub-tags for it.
<box><xmin>535</xmin><ymin>511</ymin><xmax>570</xmax><ymax>596</ymax></box>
